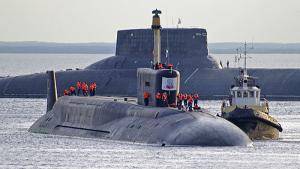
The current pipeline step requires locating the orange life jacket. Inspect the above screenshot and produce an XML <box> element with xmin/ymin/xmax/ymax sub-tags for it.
<box><xmin>167</xmin><ymin>64</ymin><xmax>173</xmax><ymax>69</ymax></box>
<box><xmin>155</xmin><ymin>93</ymin><xmax>161</xmax><ymax>99</ymax></box>
<box><xmin>144</xmin><ymin>92</ymin><xmax>150</xmax><ymax>99</ymax></box>
<box><xmin>158</xmin><ymin>63</ymin><xmax>163</xmax><ymax>69</ymax></box>
<box><xmin>69</xmin><ymin>86</ymin><xmax>75</xmax><ymax>92</ymax></box>
<box><xmin>64</xmin><ymin>90</ymin><xmax>69</xmax><ymax>96</ymax></box>
<box><xmin>76</xmin><ymin>82</ymin><xmax>81</xmax><ymax>89</ymax></box>
<box><xmin>162</xmin><ymin>94</ymin><xmax>167</xmax><ymax>101</ymax></box>
<box><xmin>93</xmin><ymin>83</ymin><xmax>97</xmax><ymax>89</ymax></box>
<box><xmin>89</xmin><ymin>85</ymin><xmax>94</xmax><ymax>91</ymax></box>
<box><xmin>82</xmin><ymin>83</ymin><xmax>87</xmax><ymax>91</ymax></box>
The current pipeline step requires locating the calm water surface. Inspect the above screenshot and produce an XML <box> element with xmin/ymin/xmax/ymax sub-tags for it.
<box><xmin>0</xmin><ymin>53</ymin><xmax>299</xmax><ymax>168</ymax></box>
<box><xmin>0</xmin><ymin>53</ymin><xmax>112</xmax><ymax>76</ymax></box>
<box><xmin>0</xmin><ymin>99</ymin><xmax>299</xmax><ymax>169</ymax></box>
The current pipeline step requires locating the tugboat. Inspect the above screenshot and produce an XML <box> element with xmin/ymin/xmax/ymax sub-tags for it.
<box><xmin>220</xmin><ymin>43</ymin><xmax>283</xmax><ymax>140</ymax></box>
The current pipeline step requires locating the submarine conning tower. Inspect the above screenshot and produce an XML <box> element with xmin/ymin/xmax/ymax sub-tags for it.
<box><xmin>137</xmin><ymin>9</ymin><xmax>180</xmax><ymax>107</ymax></box>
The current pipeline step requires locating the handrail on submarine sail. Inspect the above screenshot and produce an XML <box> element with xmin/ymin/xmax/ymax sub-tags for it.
<box><xmin>46</xmin><ymin>70</ymin><xmax>58</xmax><ymax>112</ymax></box>
<box><xmin>184</xmin><ymin>68</ymin><xmax>199</xmax><ymax>84</ymax></box>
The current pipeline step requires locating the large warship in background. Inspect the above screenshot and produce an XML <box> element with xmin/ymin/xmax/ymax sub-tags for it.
<box><xmin>220</xmin><ymin>43</ymin><xmax>282</xmax><ymax>139</ymax></box>
<box><xmin>29</xmin><ymin>10</ymin><xmax>251</xmax><ymax>146</ymax></box>
<box><xmin>0</xmin><ymin>11</ymin><xmax>300</xmax><ymax>100</ymax></box>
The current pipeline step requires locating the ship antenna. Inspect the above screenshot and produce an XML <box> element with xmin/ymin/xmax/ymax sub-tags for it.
<box><xmin>244</xmin><ymin>42</ymin><xmax>247</xmax><ymax>75</ymax></box>
<box><xmin>166</xmin><ymin>27</ymin><xmax>169</xmax><ymax>64</ymax></box>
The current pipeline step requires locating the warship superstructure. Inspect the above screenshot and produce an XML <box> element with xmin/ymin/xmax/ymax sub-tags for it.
<box><xmin>220</xmin><ymin>43</ymin><xmax>283</xmax><ymax>139</ymax></box>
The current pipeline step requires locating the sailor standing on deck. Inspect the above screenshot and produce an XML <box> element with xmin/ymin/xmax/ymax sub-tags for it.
<box><xmin>193</xmin><ymin>94</ymin><xmax>199</xmax><ymax>107</ymax></box>
<box><xmin>177</xmin><ymin>93</ymin><xmax>183</xmax><ymax>110</ymax></box>
<box><xmin>89</xmin><ymin>83</ymin><xmax>94</xmax><ymax>96</ymax></box>
<box><xmin>82</xmin><ymin>82</ymin><xmax>88</xmax><ymax>96</ymax></box>
<box><xmin>69</xmin><ymin>86</ymin><xmax>76</xmax><ymax>96</ymax></box>
<box><xmin>188</xmin><ymin>96</ymin><xmax>193</xmax><ymax>111</ymax></box>
<box><xmin>92</xmin><ymin>82</ymin><xmax>97</xmax><ymax>96</ymax></box>
<box><xmin>64</xmin><ymin>89</ymin><xmax>70</xmax><ymax>96</ymax></box>
<box><xmin>162</xmin><ymin>92</ymin><xmax>168</xmax><ymax>107</ymax></box>
<box><xmin>76</xmin><ymin>81</ymin><xmax>81</xmax><ymax>95</ymax></box>
<box><xmin>156</xmin><ymin>92</ymin><xmax>163</xmax><ymax>107</ymax></box>
<box><xmin>143</xmin><ymin>92</ymin><xmax>150</xmax><ymax>106</ymax></box>
<box><xmin>183</xmin><ymin>94</ymin><xmax>188</xmax><ymax>110</ymax></box>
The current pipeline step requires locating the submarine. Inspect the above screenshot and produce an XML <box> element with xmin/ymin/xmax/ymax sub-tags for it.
<box><xmin>29</xmin><ymin>10</ymin><xmax>251</xmax><ymax>146</ymax></box>
<box><xmin>220</xmin><ymin>44</ymin><xmax>282</xmax><ymax>139</ymax></box>
<box><xmin>1</xmin><ymin>11</ymin><xmax>300</xmax><ymax>100</ymax></box>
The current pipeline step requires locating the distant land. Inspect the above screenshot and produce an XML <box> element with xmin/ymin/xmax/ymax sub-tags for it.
<box><xmin>0</xmin><ymin>42</ymin><xmax>115</xmax><ymax>54</ymax></box>
<box><xmin>0</xmin><ymin>41</ymin><xmax>299</xmax><ymax>54</ymax></box>
<box><xmin>208</xmin><ymin>42</ymin><xmax>300</xmax><ymax>54</ymax></box>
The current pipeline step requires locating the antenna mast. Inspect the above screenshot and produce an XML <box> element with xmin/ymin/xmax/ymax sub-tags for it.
<box><xmin>244</xmin><ymin>42</ymin><xmax>247</xmax><ymax>75</ymax></box>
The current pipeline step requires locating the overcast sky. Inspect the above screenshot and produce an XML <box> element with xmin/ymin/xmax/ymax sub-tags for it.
<box><xmin>0</xmin><ymin>0</ymin><xmax>299</xmax><ymax>43</ymax></box>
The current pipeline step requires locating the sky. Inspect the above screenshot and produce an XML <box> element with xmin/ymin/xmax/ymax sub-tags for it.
<box><xmin>0</xmin><ymin>0</ymin><xmax>299</xmax><ymax>43</ymax></box>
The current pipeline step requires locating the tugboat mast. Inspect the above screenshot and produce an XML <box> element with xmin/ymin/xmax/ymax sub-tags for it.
<box><xmin>243</xmin><ymin>42</ymin><xmax>248</xmax><ymax>75</ymax></box>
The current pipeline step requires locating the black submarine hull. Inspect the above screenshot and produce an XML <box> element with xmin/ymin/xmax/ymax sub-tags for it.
<box><xmin>1</xmin><ymin>28</ymin><xmax>300</xmax><ymax>100</ymax></box>
<box><xmin>29</xmin><ymin>96</ymin><xmax>251</xmax><ymax>146</ymax></box>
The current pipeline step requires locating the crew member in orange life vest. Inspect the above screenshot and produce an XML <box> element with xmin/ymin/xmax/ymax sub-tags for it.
<box><xmin>183</xmin><ymin>94</ymin><xmax>188</xmax><ymax>108</ymax></box>
<box><xmin>89</xmin><ymin>84</ymin><xmax>94</xmax><ymax>96</ymax></box>
<box><xmin>89</xmin><ymin>82</ymin><xmax>97</xmax><ymax>96</ymax></box>
<box><xmin>162</xmin><ymin>92</ymin><xmax>168</xmax><ymax>107</ymax></box>
<box><xmin>64</xmin><ymin>89</ymin><xmax>70</xmax><ymax>96</ymax></box>
<box><xmin>82</xmin><ymin>82</ymin><xmax>88</xmax><ymax>96</ymax></box>
<box><xmin>193</xmin><ymin>93</ymin><xmax>199</xmax><ymax>107</ymax></box>
<box><xmin>143</xmin><ymin>92</ymin><xmax>150</xmax><ymax>106</ymax></box>
<box><xmin>188</xmin><ymin>96</ymin><xmax>193</xmax><ymax>112</ymax></box>
<box><xmin>92</xmin><ymin>82</ymin><xmax>97</xmax><ymax>96</ymax></box>
<box><xmin>155</xmin><ymin>92</ymin><xmax>162</xmax><ymax>107</ymax></box>
<box><xmin>177</xmin><ymin>93</ymin><xmax>183</xmax><ymax>110</ymax></box>
<box><xmin>76</xmin><ymin>81</ymin><xmax>81</xmax><ymax>95</ymax></box>
<box><xmin>69</xmin><ymin>86</ymin><xmax>76</xmax><ymax>96</ymax></box>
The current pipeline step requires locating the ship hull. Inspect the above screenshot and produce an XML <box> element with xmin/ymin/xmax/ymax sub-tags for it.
<box><xmin>227</xmin><ymin>118</ymin><xmax>279</xmax><ymax>140</ymax></box>
<box><xmin>29</xmin><ymin>96</ymin><xmax>251</xmax><ymax>146</ymax></box>
<box><xmin>221</xmin><ymin>106</ymin><xmax>282</xmax><ymax>140</ymax></box>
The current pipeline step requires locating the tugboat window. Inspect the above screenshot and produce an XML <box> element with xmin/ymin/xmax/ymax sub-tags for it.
<box><xmin>243</xmin><ymin>91</ymin><xmax>248</xmax><ymax>98</ymax></box>
<box><xmin>237</xmin><ymin>91</ymin><xmax>242</xmax><ymax>97</ymax></box>
<box><xmin>250</xmin><ymin>91</ymin><xmax>255</xmax><ymax>97</ymax></box>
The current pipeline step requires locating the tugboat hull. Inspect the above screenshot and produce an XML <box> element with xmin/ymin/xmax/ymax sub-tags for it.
<box><xmin>228</xmin><ymin>118</ymin><xmax>279</xmax><ymax>140</ymax></box>
<box><xmin>221</xmin><ymin>106</ymin><xmax>282</xmax><ymax>140</ymax></box>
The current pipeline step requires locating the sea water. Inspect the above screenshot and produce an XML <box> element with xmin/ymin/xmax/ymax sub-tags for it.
<box><xmin>0</xmin><ymin>99</ymin><xmax>299</xmax><ymax>168</ymax></box>
<box><xmin>0</xmin><ymin>53</ymin><xmax>299</xmax><ymax>168</ymax></box>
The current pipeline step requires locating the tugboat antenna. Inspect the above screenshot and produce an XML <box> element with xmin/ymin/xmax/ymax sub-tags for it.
<box><xmin>242</xmin><ymin>42</ymin><xmax>251</xmax><ymax>75</ymax></box>
<box><xmin>244</xmin><ymin>42</ymin><xmax>247</xmax><ymax>75</ymax></box>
